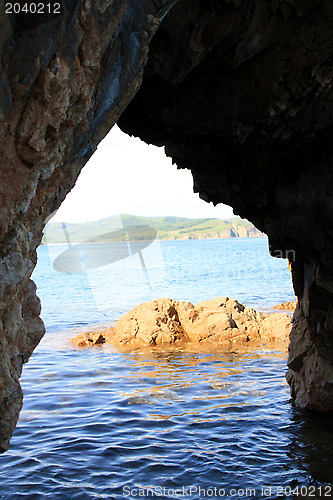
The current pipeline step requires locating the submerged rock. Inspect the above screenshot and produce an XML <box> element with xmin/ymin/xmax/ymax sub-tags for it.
<box><xmin>72</xmin><ymin>297</ymin><xmax>292</xmax><ymax>349</ymax></box>
<box><xmin>273</xmin><ymin>301</ymin><xmax>297</xmax><ymax>311</ymax></box>
<box><xmin>72</xmin><ymin>331</ymin><xmax>105</xmax><ymax>347</ymax></box>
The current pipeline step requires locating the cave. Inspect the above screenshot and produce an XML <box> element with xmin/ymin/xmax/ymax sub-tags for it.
<box><xmin>1</xmin><ymin>0</ymin><xmax>333</xmax><ymax>452</ymax></box>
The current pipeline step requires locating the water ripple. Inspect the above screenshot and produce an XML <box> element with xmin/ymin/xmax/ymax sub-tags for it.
<box><xmin>0</xmin><ymin>344</ymin><xmax>332</xmax><ymax>499</ymax></box>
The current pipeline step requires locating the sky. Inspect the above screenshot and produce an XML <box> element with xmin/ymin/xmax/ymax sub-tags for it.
<box><xmin>51</xmin><ymin>125</ymin><xmax>234</xmax><ymax>223</ymax></box>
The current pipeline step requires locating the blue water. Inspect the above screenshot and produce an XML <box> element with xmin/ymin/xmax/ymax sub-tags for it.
<box><xmin>35</xmin><ymin>238</ymin><xmax>295</xmax><ymax>332</ymax></box>
<box><xmin>1</xmin><ymin>238</ymin><xmax>332</xmax><ymax>499</ymax></box>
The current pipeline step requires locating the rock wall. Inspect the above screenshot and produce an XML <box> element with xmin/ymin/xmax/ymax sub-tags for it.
<box><xmin>118</xmin><ymin>0</ymin><xmax>333</xmax><ymax>411</ymax></box>
<box><xmin>0</xmin><ymin>0</ymin><xmax>176</xmax><ymax>451</ymax></box>
<box><xmin>1</xmin><ymin>0</ymin><xmax>333</xmax><ymax>450</ymax></box>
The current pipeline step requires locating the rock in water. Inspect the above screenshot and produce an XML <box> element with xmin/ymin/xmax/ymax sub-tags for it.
<box><xmin>72</xmin><ymin>331</ymin><xmax>105</xmax><ymax>347</ymax></box>
<box><xmin>273</xmin><ymin>301</ymin><xmax>297</xmax><ymax>311</ymax></box>
<box><xmin>106</xmin><ymin>298</ymin><xmax>189</xmax><ymax>346</ymax></box>
<box><xmin>72</xmin><ymin>297</ymin><xmax>292</xmax><ymax>348</ymax></box>
<box><xmin>3</xmin><ymin>0</ymin><xmax>333</xmax><ymax>450</ymax></box>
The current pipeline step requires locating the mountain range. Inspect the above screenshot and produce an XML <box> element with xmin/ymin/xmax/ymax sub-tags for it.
<box><xmin>43</xmin><ymin>214</ymin><xmax>264</xmax><ymax>244</ymax></box>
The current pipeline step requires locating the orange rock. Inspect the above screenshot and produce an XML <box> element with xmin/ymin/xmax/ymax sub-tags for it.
<box><xmin>73</xmin><ymin>297</ymin><xmax>292</xmax><ymax>348</ymax></box>
<box><xmin>261</xmin><ymin>313</ymin><xmax>292</xmax><ymax>341</ymax></box>
<box><xmin>273</xmin><ymin>301</ymin><xmax>297</xmax><ymax>311</ymax></box>
<box><xmin>71</xmin><ymin>331</ymin><xmax>105</xmax><ymax>347</ymax></box>
<box><xmin>106</xmin><ymin>298</ymin><xmax>189</xmax><ymax>347</ymax></box>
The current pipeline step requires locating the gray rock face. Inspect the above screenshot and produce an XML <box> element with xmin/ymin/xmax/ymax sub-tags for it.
<box><xmin>1</xmin><ymin>0</ymin><xmax>333</xmax><ymax>450</ymax></box>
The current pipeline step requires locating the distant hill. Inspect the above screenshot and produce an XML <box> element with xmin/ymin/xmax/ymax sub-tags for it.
<box><xmin>42</xmin><ymin>214</ymin><xmax>264</xmax><ymax>244</ymax></box>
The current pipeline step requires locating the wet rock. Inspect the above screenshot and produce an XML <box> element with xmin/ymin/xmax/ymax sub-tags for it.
<box><xmin>118</xmin><ymin>0</ymin><xmax>333</xmax><ymax>412</ymax></box>
<box><xmin>286</xmin><ymin>305</ymin><xmax>333</xmax><ymax>411</ymax></box>
<box><xmin>273</xmin><ymin>301</ymin><xmax>297</xmax><ymax>311</ymax></box>
<box><xmin>0</xmin><ymin>0</ymin><xmax>175</xmax><ymax>450</ymax></box>
<box><xmin>91</xmin><ymin>297</ymin><xmax>292</xmax><ymax>348</ymax></box>
<box><xmin>2</xmin><ymin>0</ymin><xmax>333</xmax><ymax>450</ymax></box>
<box><xmin>71</xmin><ymin>331</ymin><xmax>105</xmax><ymax>347</ymax></box>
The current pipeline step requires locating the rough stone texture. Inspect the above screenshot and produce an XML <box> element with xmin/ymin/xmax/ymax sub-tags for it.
<box><xmin>2</xmin><ymin>0</ymin><xmax>333</xmax><ymax>451</ymax></box>
<box><xmin>117</xmin><ymin>0</ymin><xmax>333</xmax><ymax>411</ymax></box>
<box><xmin>71</xmin><ymin>297</ymin><xmax>292</xmax><ymax>348</ymax></box>
<box><xmin>72</xmin><ymin>330</ymin><xmax>105</xmax><ymax>347</ymax></box>
<box><xmin>0</xmin><ymin>0</ymin><xmax>176</xmax><ymax>451</ymax></box>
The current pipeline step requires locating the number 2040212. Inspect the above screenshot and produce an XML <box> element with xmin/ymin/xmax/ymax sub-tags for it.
<box><xmin>6</xmin><ymin>3</ymin><xmax>61</xmax><ymax>14</ymax></box>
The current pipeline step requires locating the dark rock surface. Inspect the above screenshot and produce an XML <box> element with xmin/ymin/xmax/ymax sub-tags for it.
<box><xmin>118</xmin><ymin>1</ymin><xmax>333</xmax><ymax>411</ymax></box>
<box><xmin>0</xmin><ymin>0</ymin><xmax>176</xmax><ymax>451</ymax></box>
<box><xmin>1</xmin><ymin>0</ymin><xmax>333</xmax><ymax>449</ymax></box>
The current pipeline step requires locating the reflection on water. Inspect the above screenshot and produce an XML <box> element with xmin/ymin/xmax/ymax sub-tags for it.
<box><xmin>0</xmin><ymin>340</ymin><xmax>332</xmax><ymax>499</ymax></box>
<box><xmin>288</xmin><ymin>409</ymin><xmax>333</xmax><ymax>486</ymax></box>
<box><xmin>1</xmin><ymin>236</ymin><xmax>326</xmax><ymax>498</ymax></box>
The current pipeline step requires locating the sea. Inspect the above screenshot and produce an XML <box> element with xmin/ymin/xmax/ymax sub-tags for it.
<box><xmin>0</xmin><ymin>237</ymin><xmax>332</xmax><ymax>499</ymax></box>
